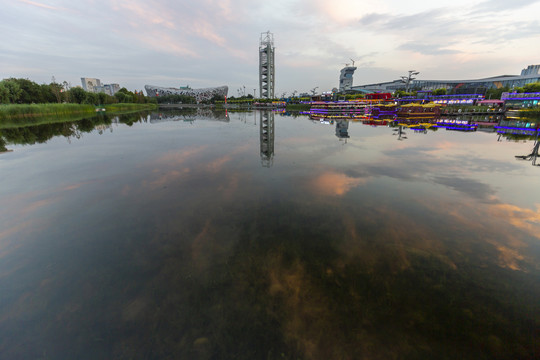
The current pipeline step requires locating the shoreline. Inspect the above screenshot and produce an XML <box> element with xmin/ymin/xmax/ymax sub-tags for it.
<box><xmin>0</xmin><ymin>103</ymin><xmax>157</xmax><ymax>121</ymax></box>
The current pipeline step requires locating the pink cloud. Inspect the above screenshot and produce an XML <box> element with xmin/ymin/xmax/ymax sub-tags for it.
<box><xmin>18</xmin><ymin>0</ymin><xmax>57</xmax><ymax>10</ymax></box>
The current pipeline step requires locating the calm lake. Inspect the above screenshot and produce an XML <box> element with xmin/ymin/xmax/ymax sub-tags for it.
<box><xmin>1</xmin><ymin>109</ymin><xmax>539</xmax><ymax>359</ymax></box>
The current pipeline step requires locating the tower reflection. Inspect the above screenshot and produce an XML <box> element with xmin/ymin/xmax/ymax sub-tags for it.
<box><xmin>335</xmin><ymin>119</ymin><xmax>350</xmax><ymax>143</ymax></box>
<box><xmin>259</xmin><ymin>111</ymin><xmax>275</xmax><ymax>167</ymax></box>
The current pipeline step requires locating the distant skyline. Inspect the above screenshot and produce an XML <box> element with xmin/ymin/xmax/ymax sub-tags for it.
<box><xmin>1</xmin><ymin>0</ymin><xmax>540</xmax><ymax>96</ymax></box>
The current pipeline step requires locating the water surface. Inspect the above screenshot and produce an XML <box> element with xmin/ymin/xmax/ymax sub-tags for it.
<box><xmin>1</xmin><ymin>110</ymin><xmax>539</xmax><ymax>359</ymax></box>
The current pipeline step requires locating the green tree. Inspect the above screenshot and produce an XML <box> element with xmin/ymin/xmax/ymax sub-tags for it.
<box><xmin>7</xmin><ymin>78</ymin><xmax>44</xmax><ymax>103</ymax></box>
<box><xmin>211</xmin><ymin>94</ymin><xmax>225</xmax><ymax>103</ymax></box>
<box><xmin>0</xmin><ymin>80</ymin><xmax>23</xmax><ymax>103</ymax></box>
<box><xmin>114</xmin><ymin>92</ymin><xmax>128</xmax><ymax>103</ymax></box>
<box><xmin>523</xmin><ymin>82</ymin><xmax>540</xmax><ymax>93</ymax></box>
<box><xmin>69</xmin><ymin>87</ymin><xmax>87</xmax><ymax>104</ymax></box>
<box><xmin>39</xmin><ymin>84</ymin><xmax>57</xmax><ymax>103</ymax></box>
<box><xmin>49</xmin><ymin>81</ymin><xmax>63</xmax><ymax>103</ymax></box>
<box><xmin>394</xmin><ymin>90</ymin><xmax>414</xmax><ymax>98</ymax></box>
<box><xmin>115</xmin><ymin>88</ymin><xmax>135</xmax><ymax>103</ymax></box>
<box><xmin>0</xmin><ymin>83</ymin><xmax>9</xmax><ymax>103</ymax></box>
<box><xmin>85</xmin><ymin>92</ymin><xmax>99</xmax><ymax>105</ymax></box>
<box><xmin>97</xmin><ymin>92</ymin><xmax>108</xmax><ymax>105</ymax></box>
<box><xmin>485</xmin><ymin>86</ymin><xmax>509</xmax><ymax>100</ymax></box>
<box><xmin>432</xmin><ymin>88</ymin><xmax>447</xmax><ymax>96</ymax></box>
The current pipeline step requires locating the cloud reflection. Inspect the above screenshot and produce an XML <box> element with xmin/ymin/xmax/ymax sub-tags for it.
<box><xmin>310</xmin><ymin>171</ymin><xmax>366</xmax><ymax>196</ymax></box>
<box><xmin>432</xmin><ymin>176</ymin><xmax>498</xmax><ymax>203</ymax></box>
<box><xmin>488</xmin><ymin>203</ymin><xmax>540</xmax><ymax>241</ymax></box>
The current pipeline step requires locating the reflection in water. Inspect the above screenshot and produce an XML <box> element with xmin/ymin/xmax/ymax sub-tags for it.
<box><xmin>0</xmin><ymin>137</ymin><xmax>9</xmax><ymax>153</ymax></box>
<box><xmin>335</xmin><ymin>119</ymin><xmax>349</xmax><ymax>143</ymax></box>
<box><xmin>149</xmin><ymin>108</ymin><xmax>230</xmax><ymax>123</ymax></box>
<box><xmin>1</xmin><ymin>110</ymin><xmax>540</xmax><ymax>359</ymax></box>
<box><xmin>0</xmin><ymin>116</ymin><xmax>114</xmax><ymax>147</ymax></box>
<box><xmin>515</xmin><ymin>134</ymin><xmax>540</xmax><ymax>166</ymax></box>
<box><xmin>260</xmin><ymin>111</ymin><xmax>275</xmax><ymax>167</ymax></box>
<box><xmin>392</xmin><ymin>125</ymin><xmax>407</xmax><ymax>140</ymax></box>
<box><xmin>0</xmin><ymin>110</ymin><xmax>234</xmax><ymax>151</ymax></box>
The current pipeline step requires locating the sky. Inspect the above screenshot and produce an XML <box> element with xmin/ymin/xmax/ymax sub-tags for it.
<box><xmin>1</xmin><ymin>0</ymin><xmax>540</xmax><ymax>96</ymax></box>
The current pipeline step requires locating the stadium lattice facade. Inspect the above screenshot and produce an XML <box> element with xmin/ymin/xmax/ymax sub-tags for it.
<box><xmin>144</xmin><ymin>85</ymin><xmax>228</xmax><ymax>102</ymax></box>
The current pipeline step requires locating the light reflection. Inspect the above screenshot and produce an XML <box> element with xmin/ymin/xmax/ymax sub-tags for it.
<box><xmin>515</xmin><ymin>135</ymin><xmax>540</xmax><ymax>166</ymax></box>
<box><xmin>1</xmin><ymin>110</ymin><xmax>540</xmax><ymax>358</ymax></box>
<box><xmin>259</xmin><ymin>111</ymin><xmax>275</xmax><ymax>167</ymax></box>
<box><xmin>310</xmin><ymin>171</ymin><xmax>365</xmax><ymax>196</ymax></box>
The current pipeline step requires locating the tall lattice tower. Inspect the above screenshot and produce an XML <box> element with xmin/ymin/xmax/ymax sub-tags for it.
<box><xmin>259</xmin><ymin>31</ymin><xmax>275</xmax><ymax>99</ymax></box>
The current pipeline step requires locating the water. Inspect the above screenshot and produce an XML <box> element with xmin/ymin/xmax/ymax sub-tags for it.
<box><xmin>1</xmin><ymin>110</ymin><xmax>539</xmax><ymax>359</ymax></box>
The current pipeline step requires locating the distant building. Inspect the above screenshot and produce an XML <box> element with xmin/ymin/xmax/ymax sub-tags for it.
<box><xmin>81</xmin><ymin>78</ymin><xmax>121</xmax><ymax>95</ymax></box>
<box><xmin>352</xmin><ymin>64</ymin><xmax>540</xmax><ymax>94</ymax></box>
<box><xmin>103</xmin><ymin>84</ymin><xmax>120</xmax><ymax>96</ymax></box>
<box><xmin>81</xmin><ymin>78</ymin><xmax>101</xmax><ymax>92</ymax></box>
<box><xmin>339</xmin><ymin>65</ymin><xmax>357</xmax><ymax>92</ymax></box>
<box><xmin>144</xmin><ymin>85</ymin><xmax>228</xmax><ymax>103</ymax></box>
<box><xmin>521</xmin><ymin>64</ymin><xmax>540</xmax><ymax>76</ymax></box>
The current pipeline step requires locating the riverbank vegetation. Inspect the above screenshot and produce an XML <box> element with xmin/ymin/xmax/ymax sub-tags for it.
<box><xmin>0</xmin><ymin>103</ymin><xmax>96</xmax><ymax>120</ymax></box>
<box><xmin>0</xmin><ymin>102</ymin><xmax>157</xmax><ymax>123</ymax></box>
<box><xmin>0</xmin><ymin>77</ymin><xmax>157</xmax><ymax>121</ymax></box>
<box><xmin>0</xmin><ymin>78</ymin><xmax>155</xmax><ymax>105</ymax></box>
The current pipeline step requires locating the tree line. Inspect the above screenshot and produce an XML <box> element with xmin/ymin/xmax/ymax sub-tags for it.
<box><xmin>0</xmin><ymin>78</ymin><xmax>155</xmax><ymax>105</ymax></box>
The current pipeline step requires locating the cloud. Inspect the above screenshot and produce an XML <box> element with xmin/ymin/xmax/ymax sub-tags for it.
<box><xmin>17</xmin><ymin>0</ymin><xmax>58</xmax><ymax>10</ymax></box>
<box><xmin>398</xmin><ymin>42</ymin><xmax>462</xmax><ymax>56</ymax></box>
<box><xmin>471</xmin><ymin>0</ymin><xmax>540</xmax><ymax>13</ymax></box>
<box><xmin>357</xmin><ymin>6</ymin><xmax>540</xmax><ymax>55</ymax></box>
<box><xmin>2</xmin><ymin>0</ymin><xmax>540</xmax><ymax>93</ymax></box>
<box><xmin>357</xmin><ymin>9</ymin><xmax>457</xmax><ymax>36</ymax></box>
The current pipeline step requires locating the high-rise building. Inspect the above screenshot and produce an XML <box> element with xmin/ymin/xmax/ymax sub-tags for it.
<box><xmin>339</xmin><ymin>65</ymin><xmax>357</xmax><ymax>92</ymax></box>
<box><xmin>81</xmin><ymin>78</ymin><xmax>122</xmax><ymax>95</ymax></box>
<box><xmin>259</xmin><ymin>31</ymin><xmax>275</xmax><ymax>99</ymax></box>
<box><xmin>103</xmin><ymin>84</ymin><xmax>120</xmax><ymax>96</ymax></box>
<box><xmin>81</xmin><ymin>78</ymin><xmax>101</xmax><ymax>92</ymax></box>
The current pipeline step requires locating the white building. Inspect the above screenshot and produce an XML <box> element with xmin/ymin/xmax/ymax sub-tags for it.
<box><xmin>81</xmin><ymin>78</ymin><xmax>121</xmax><ymax>95</ymax></box>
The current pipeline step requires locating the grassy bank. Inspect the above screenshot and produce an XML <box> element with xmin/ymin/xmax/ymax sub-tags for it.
<box><xmin>0</xmin><ymin>103</ymin><xmax>157</xmax><ymax>128</ymax></box>
<box><xmin>0</xmin><ymin>103</ymin><xmax>157</xmax><ymax>120</ymax></box>
<box><xmin>0</xmin><ymin>103</ymin><xmax>157</xmax><ymax>127</ymax></box>
<box><xmin>0</xmin><ymin>103</ymin><xmax>96</xmax><ymax>120</ymax></box>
